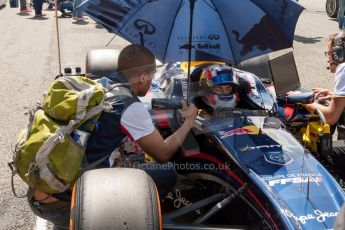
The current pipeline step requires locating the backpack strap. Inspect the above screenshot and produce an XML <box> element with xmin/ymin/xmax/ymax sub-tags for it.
<box><xmin>104</xmin><ymin>82</ymin><xmax>139</xmax><ymax>108</ymax></box>
<box><xmin>81</xmin><ymin>139</ymin><xmax>126</xmax><ymax>172</ymax></box>
<box><xmin>8</xmin><ymin>160</ymin><xmax>39</xmax><ymax>199</ymax></box>
<box><xmin>106</xmin><ymin>82</ymin><xmax>130</xmax><ymax>92</ymax></box>
<box><xmin>9</xmin><ymin>105</ymin><xmax>43</xmax><ymax>198</ymax></box>
<box><xmin>81</xmin><ymin>154</ymin><xmax>111</xmax><ymax>172</ymax></box>
<box><xmin>34</xmin><ymin>125</ymin><xmax>74</xmax><ymax>192</ymax></box>
<box><xmin>57</xmin><ymin>76</ymin><xmax>93</xmax><ymax>91</ymax></box>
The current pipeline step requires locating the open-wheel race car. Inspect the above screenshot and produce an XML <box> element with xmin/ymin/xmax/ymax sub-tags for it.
<box><xmin>68</xmin><ymin>49</ymin><xmax>345</xmax><ymax>230</ymax></box>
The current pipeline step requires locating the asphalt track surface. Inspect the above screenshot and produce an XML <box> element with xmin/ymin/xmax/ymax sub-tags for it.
<box><xmin>0</xmin><ymin>0</ymin><xmax>340</xmax><ymax>229</ymax></box>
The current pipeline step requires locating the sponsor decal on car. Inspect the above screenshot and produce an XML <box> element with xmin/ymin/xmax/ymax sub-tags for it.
<box><xmin>219</xmin><ymin>126</ymin><xmax>259</xmax><ymax>139</ymax></box>
<box><xmin>263</xmin><ymin>173</ymin><xmax>323</xmax><ymax>187</ymax></box>
<box><xmin>267</xmin><ymin>176</ymin><xmax>322</xmax><ymax>187</ymax></box>
<box><xmin>239</xmin><ymin>144</ymin><xmax>281</xmax><ymax>152</ymax></box>
<box><xmin>264</xmin><ymin>151</ymin><xmax>293</xmax><ymax>166</ymax></box>
<box><xmin>282</xmin><ymin>208</ymin><xmax>338</xmax><ymax>225</ymax></box>
<box><xmin>165</xmin><ymin>189</ymin><xmax>201</xmax><ymax>215</ymax></box>
<box><xmin>239</xmin><ymin>143</ymin><xmax>293</xmax><ymax>165</ymax></box>
<box><xmin>247</xmin><ymin>74</ymin><xmax>259</xmax><ymax>96</ymax></box>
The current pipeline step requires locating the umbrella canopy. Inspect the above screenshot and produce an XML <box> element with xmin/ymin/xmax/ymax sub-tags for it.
<box><xmin>77</xmin><ymin>0</ymin><xmax>303</xmax><ymax>65</ymax></box>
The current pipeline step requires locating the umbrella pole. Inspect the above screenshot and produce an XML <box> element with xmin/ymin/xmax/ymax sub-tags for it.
<box><xmin>186</xmin><ymin>0</ymin><xmax>196</xmax><ymax>103</ymax></box>
<box><xmin>54</xmin><ymin>0</ymin><xmax>63</xmax><ymax>77</ymax></box>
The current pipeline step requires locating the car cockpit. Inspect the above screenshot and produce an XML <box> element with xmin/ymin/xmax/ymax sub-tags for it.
<box><xmin>186</xmin><ymin>63</ymin><xmax>275</xmax><ymax>114</ymax></box>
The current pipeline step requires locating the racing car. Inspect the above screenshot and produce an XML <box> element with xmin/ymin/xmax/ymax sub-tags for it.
<box><xmin>69</xmin><ymin>49</ymin><xmax>345</xmax><ymax>230</ymax></box>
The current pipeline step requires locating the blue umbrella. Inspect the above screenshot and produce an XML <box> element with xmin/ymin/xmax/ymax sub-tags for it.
<box><xmin>77</xmin><ymin>0</ymin><xmax>303</xmax><ymax>65</ymax></box>
<box><xmin>76</xmin><ymin>0</ymin><xmax>303</xmax><ymax>101</ymax></box>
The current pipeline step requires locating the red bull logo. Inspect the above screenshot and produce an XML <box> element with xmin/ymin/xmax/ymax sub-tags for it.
<box><xmin>219</xmin><ymin>126</ymin><xmax>259</xmax><ymax>139</ymax></box>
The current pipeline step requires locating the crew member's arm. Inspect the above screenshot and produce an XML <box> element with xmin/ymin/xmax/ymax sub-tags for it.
<box><xmin>303</xmin><ymin>97</ymin><xmax>345</xmax><ymax>125</ymax></box>
<box><xmin>137</xmin><ymin>101</ymin><xmax>197</xmax><ymax>163</ymax></box>
<box><xmin>304</xmin><ymin>64</ymin><xmax>345</xmax><ymax>124</ymax></box>
<box><xmin>121</xmin><ymin>101</ymin><xmax>197</xmax><ymax>163</ymax></box>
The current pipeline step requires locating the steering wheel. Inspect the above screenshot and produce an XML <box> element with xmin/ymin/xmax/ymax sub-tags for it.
<box><xmin>285</xmin><ymin>92</ymin><xmax>327</xmax><ymax>125</ymax></box>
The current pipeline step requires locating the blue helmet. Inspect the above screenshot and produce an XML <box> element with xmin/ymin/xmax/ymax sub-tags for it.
<box><xmin>200</xmin><ymin>64</ymin><xmax>240</xmax><ymax>93</ymax></box>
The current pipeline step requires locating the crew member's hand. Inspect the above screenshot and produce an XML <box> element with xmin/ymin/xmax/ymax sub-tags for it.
<box><xmin>312</xmin><ymin>88</ymin><xmax>332</xmax><ymax>102</ymax></box>
<box><xmin>316</xmin><ymin>95</ymin><xmax>332</xmax><ymax>104</ymax></box>
<box><xmin>312</xmin><ymin>87</ymin><xmax>327</xmax><ymax>93</ymax></box>
<box><xmin>180</xmin><ymin>100</ymin><xmax>198</xmax><ymax>128</ymax></box>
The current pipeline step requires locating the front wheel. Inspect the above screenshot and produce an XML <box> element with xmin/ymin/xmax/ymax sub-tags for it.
<box><xmin>326</xmin><ymin>0</ymin><xmax>339</xmax><ymax>18</ymax></box>
<box><xmin>70</xmin><ymin>168</ymin><xmax>161</xmax><ymax>230</ymax></box>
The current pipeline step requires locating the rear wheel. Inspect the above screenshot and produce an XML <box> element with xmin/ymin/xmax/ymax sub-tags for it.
<box><xmin>326</xmin><ymin>0</ymin><xmax>339</xmax><ymax>18</ymax></box>
<box><xmin>70</xmin><ymin>168</ymin><xmax>161</xmax><ymax>230</ymax></box>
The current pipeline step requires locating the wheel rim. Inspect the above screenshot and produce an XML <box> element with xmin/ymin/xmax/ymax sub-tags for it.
<box><xmin>327</xmin><ymin>0</ymin><xmax>337</xmax><ymax>15</ymax></box>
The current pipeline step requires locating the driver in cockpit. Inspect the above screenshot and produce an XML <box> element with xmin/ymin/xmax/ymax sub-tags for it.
<box><xmin>194</xmin><ymin>64</ymin><xmax>241</xmax><ymax>115</ymax></box>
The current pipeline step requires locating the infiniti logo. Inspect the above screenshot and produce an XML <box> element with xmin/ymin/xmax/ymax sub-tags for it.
<box><xmin>208</xmin><ymin>34</ymin><xmax>220</xmax><ymax>40</ymax></box>
<box><xmin>134</xmin><ymin>19</ymin><xmax>156</xmax><ymax>34</ymax></box>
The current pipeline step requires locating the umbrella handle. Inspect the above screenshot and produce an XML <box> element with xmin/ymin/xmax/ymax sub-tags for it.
<box><xmin>186</xmin><ymin>0</ymin><xmax>197</xmax><ymax>104</ymax></box>
<box><xmin>139</xmin><ymin>32</ymin><xmax>144</xmax><ymax>46</ymax></box>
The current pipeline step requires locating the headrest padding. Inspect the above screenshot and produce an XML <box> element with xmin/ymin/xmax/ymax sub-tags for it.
<box><xmin>86</xmin><ymin>49</ymin><xmax>120</xmax><ymax>79</ymax></box>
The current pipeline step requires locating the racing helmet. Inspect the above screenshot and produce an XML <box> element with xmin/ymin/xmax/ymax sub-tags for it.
<box><xmin>200</xmin><ymin>64</ymin><xmax>240</xmax><ymax>91</ymax></box>
<box><xmin>199</xmin><ymin>64</ymin><xmax>240</xmax><ymax>109</ymax></box>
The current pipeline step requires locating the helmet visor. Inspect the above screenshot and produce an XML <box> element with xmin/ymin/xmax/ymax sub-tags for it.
<box><xmin>211</xmin><ymin>72</ymin><xmax>234</xmax><ymax>85</ymax></box>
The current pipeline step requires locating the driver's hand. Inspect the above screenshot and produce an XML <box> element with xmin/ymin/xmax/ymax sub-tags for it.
<box><xmin>180</xmin><ymin>100</ymin><xmax>198</xmax><ymax>128</ymax></box>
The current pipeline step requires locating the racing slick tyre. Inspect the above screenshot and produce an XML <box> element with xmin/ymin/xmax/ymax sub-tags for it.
<box><xmin>70</xmin><ymin>168</ymin><xmax>162</xmax><ymax>230</ymax></box>
<box><xmin>326</xmin><ymin>0</ymin><xmax>339</xmax><ymax>18</ymax></box>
